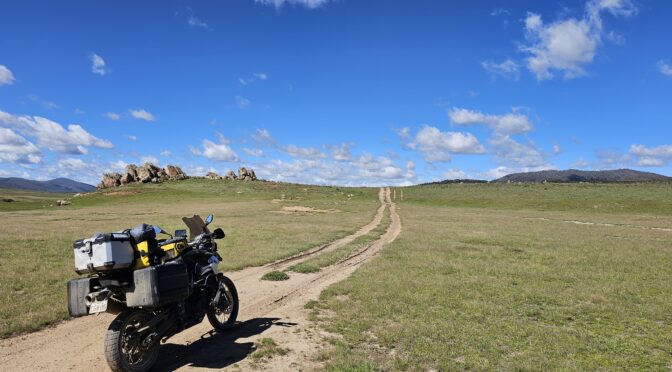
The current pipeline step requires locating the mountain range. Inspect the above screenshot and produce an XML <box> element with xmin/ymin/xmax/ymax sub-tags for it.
<box><xmin>0</xmin><ymin>177</ymin><xmax>96</xmax><ymax>193</ymax></box>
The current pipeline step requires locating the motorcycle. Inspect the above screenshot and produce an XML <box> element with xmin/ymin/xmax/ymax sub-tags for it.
<box><xmin>68</xmin><ymin>214</ymin><xmax>238</xmax><ymax>372</ymax></box>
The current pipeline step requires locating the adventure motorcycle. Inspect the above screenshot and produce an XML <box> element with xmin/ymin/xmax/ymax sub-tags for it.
<box><xmin>67</xmin><ymin>214</ymin><xmax>239</xmax><ymax>372</ymax></box>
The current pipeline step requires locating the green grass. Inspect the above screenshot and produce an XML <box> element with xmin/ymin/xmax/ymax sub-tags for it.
<box><xmin>289</xmin><ymin>206</ymin><xmax>391</xmax><ymax>273</ymax></box>
<box><xmin>251</xmin><ymin>338</ymin><xmax>289</xmax><ymax>361</ymax></box>
<box><xmin>313</xmin><ymin>183</ymin><xmax>672</xmax><ymax>370</ymax></box>
<box><xmin>401</xmin><ymin>182</ymin><xmax>672</xmax><ymax>215</ymax></box>
<box><xmin>290</xmin><ymin>262</ymin><xmax>321</xmax><ymax>273</ymax></box>
<box><xmin>261</xmin><ymin>270</ymin><xmax>290</xmax><ymax>281</ymax></box>
<box><xmin>0</xmin><ymin>188</ymin><xmax>73</xmax><ymax>211</ymax></box>
<box><xmin>0</xmin><ymin>180</ymin><xmax>379</xmax><ymax>337</ymax></box>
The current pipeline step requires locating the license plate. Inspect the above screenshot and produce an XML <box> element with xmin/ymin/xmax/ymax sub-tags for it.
<box><xmin>89</xmin><ymin>299</ymin><xmax>108</xmax><ymax>314</ymax></box>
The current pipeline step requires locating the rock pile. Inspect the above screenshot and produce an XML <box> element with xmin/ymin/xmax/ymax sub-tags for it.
<box><xmin>97</xmin><ymin>164</ymin><xmax>258</xmax><ymax>189</ymax></box>
<box><xmin>204</xmin><ymin>167</ymin><xmax>258</xmax><ymax>181</ymax></box>
<box><xmin>238</xmin><ymin>167</ymin><xmax>257</xmax><ymax>181</ymax></box>
<box><xmin>97</xmin><ymin>163</ymin><xmax>188</xmax><ymax>189</ymax></box>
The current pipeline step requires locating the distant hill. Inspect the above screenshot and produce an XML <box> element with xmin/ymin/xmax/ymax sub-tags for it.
<box><xmin>420</xmin><ymin>179</ymin><xmax>487</xmax><ymax>186</ymax></box>
<box><xmin>494</xmin><ymin>169</ymin><xmax>671</xmax><ymax>183</ymax></box>
<box><xmin>0</xmin><ymin>177</ymin><xmax>95</xmax><ymax>193</ymax></box>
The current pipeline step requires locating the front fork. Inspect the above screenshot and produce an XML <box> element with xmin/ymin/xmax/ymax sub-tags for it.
<box><xmin>210</xmin><ymin>273</ymin><xmax>231</xmax><ymax>310</ymax></box>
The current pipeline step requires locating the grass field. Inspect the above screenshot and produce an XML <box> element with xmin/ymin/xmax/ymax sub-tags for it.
<box><xmin>2</xmin><ymin>181</ymin><xmax>672</xmax><ymax>370</ymax></box>
<box><xmin>312</xmin><ymin>183</ymin><xmax>672</xmax><ymax>370</ymax></box>
<box><xmin>289</xmin><ymin>206</ymin><xmax>391</xmax><ymax>274</ymax></box>
<box><xmin>0</xmin><ymin>188</ymin><xmax>72</xmax><ymax>211</ymax></box>
<box><xmin>0</xmin><ymin>180</ymin><xmax>379</xmax><ymax>337</ymax></box>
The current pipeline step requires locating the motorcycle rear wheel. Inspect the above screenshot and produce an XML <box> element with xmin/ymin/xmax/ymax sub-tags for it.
<box><xmin>104</xmin><ymin>309</ymin><xmax>160</xmax><ymax>372</ymax></box>
<box><xmin>207</xmin><ymin>275</ymin><xmax>239</xmax><ymax>332</ymax></box>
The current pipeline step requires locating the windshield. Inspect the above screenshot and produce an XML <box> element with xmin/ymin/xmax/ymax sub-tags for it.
<box><xmin>181</xmin><ymin>215</ymin><xmax>211</xmax><ymax>241</ymax></box>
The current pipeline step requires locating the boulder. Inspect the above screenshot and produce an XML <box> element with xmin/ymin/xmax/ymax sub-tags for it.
<box><xmin>223</xmin><ymin>170</ymin><xmax>237</xmax><ymax>180</ymax></box>
<box><xmin>124</xmin><ymin>164</ymin><xmax>139</xmax><ymax>182</ymax></box>
<box><xmin>238</xmin><ymin>167</ymin><xmax>257</xmax><ymax>181</ymax></box>
<box><xmin>206</xmin><ymin>172</ymin><xmax>220</xmax><ymax>180</ymax></box>
<box><xmin>56</xmin><ymin>199</ymin><xmax>71</xmax><ymax>206</ymax></box>
<box><xmin>166</xmin><ymin>165</ymin><xmax>187</xmax><ymax>180</ymax></box>
<box><xmin>98</xmin><ymin>173</ymin><xmax>121</xmax><ymax>189</ymax></box>
<box><xmin>120</xmin><ymin>172</ymin><xmax>135</xmax><ymax>185</ymax></box>
<box><xmin>138</xmin><ymin>163</ymin><xmax>160</xmax><ymax>183</ymax></box>
<box><xmin>157</xmin><ymin>168</ymin><xmax>169</xmax><ymax>181</ymax></box>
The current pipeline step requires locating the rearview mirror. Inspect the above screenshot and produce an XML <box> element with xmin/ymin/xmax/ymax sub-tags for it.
<box><xmin>205</xmin><ymin>214</ymin><xmax>214</xmax><ymax>225</ymax></box>
<box><xmin>152</xmin><ymin>225</ymin><xmax>172</xmax><ymax>238</ymax></box>
<box><xmin>212</xmin><ymin>228</ymin><xmax>225</xmax><ymax>239</ymax></box>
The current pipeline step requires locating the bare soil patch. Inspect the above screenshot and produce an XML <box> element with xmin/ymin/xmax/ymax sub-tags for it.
<box><xmin>103</xmin><ymin>190</ymin><xmax>139</xmax><ymax>196</ymax></box>
<box><xmin>278</xmin><ymin>205</ymin><xmax>339</xmax><ymax>214</ymax></box>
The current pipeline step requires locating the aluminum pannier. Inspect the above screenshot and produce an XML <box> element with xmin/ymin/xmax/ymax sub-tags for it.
<box><xmin>73</xmin><ymin>233</ymin><xmax>135</xmax><ymax>274</ymax></box>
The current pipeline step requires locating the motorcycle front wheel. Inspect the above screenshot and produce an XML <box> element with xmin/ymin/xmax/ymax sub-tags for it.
<box><xmin>207</xmin><ymin>275</ymin><xmax>239</xmax><ymax>332</ymax></box>
<box><xmin>104</xmin><ymin>309</ymin><xmax>160</xmax><ymax>372</ymax></box>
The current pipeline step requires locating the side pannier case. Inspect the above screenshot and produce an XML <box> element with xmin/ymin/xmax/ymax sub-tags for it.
<box><xmin>126</xmin><ymin>262</ymin><xmax>190</xmax><ymax>307</ymax></box>
<box><xmin>73</xmin><ymin>233</ymin><xmax>135</xmax><ymax>274</ymax></box>
<box><xmin>67</xmin><ymin>277</ymin><xmax>94</xmax><ymax>317</ymax></box>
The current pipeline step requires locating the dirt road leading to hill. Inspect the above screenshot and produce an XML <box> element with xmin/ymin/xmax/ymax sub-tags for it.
<box><xmin>0</xmin><ymin>187</ymin><xmax>401</xmax><ymax>371</ymax></box>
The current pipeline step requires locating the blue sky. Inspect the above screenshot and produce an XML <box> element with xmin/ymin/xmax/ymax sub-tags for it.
<box><xmin>0</xmin><ymin>0</ymin><xmax>671</xmax><ymax>186</ymax></box>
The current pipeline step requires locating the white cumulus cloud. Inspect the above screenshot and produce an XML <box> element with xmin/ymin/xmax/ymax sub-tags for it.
<box><xmin>250</xmin><ymin>129</ymin><xmax>326</xmax><ymax>159</ymax></box>
<box><xmin>0</xmin><ymin>65</ymin><xmax>15</xmax><ymax>85</ymax></box>
<box><xmin>489</xmin><ymin>134</ymin><xmax>548</xmax><ymax>168</ymax></box>
<box><xmin>0</xmin><ymin>109</ymin><xmax>113</xmax><ymax>155</ymax></box>
<box><xmin>0</xmin><ymin>127</ymin><xmax>41</xmax><ymax>164</ymax></box>
<box><xmin>629</xmin><ymin>144</ymin><xmax>672</xmax><ymax>166</ymax></box>
<box><xmin>89</xmin><ymin>53</ymin><xmax>109</xmax><ymax>75</ymax></box>
<box><xmin>405</xmin><ymin>125</ymin><xmax>485</xmax><ymax>163</ymax></box>
<box><xmin>657</xmin><ymin>60</ymin><xmax>672</xmax><ymax>77</ymax></box>
<box><xmin>191</xmin><ymin>133</ymin><xmax>239</xmax><ymax>162</ymax></box>
<box><xmin>448</xmin><ymin>107</ymin><xmax>533</xmax><ymax>135</ymax></box>
<box><xmin>521</xmin><ymin>0</ymin><xmax>636</xmax><ymax>80</ymax></box>
<box><xmin>129</xmin><ymin>109</ymin><xmax>156</xmax><ymax>122</ymax></box>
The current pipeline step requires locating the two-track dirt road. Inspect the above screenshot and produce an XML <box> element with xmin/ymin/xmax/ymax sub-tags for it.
<box><xmin>0</xmin><ymin>187</ymin><xmax>401</xmax><ymax>371</ymax></box>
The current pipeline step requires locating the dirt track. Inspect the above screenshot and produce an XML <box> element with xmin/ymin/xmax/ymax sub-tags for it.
<box><xmin>0</xmin><ymin>187</ymin><xmax>401</xmax><ymax>371</ymax></box>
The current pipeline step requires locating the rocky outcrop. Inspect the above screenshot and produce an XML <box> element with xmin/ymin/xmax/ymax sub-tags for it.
<box><xmin>223</xmin><ymin>170</ymin><xmax>237</xmax><ymax>180</ymax></box>
<box><xmin>238</xmin><ymin>167</ymin><xmax>257</xmax><ymax>181</ymax></box>
<box><xmin>166</xmin><ymin>165</ymin><xmax>187</xmax><ymax>180</ymax></box>
<box><xmin>137</xmin><ymin>163</ymin><xmax>161</xmax><ymax>183</ymax></box>
<box><xmin>99</xmin><ymin>173</ymin><xmax>122</xmax><ymax>189</ymax></box>
<box><xmin>97</xmin><ymin>163</ymin><xmax>259</xmax><ymax>189</ymax></box>
<box><xmin>97</xmin><ymin>163</ymin><xmax>190</xmax><ymax>189</ymax></box>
